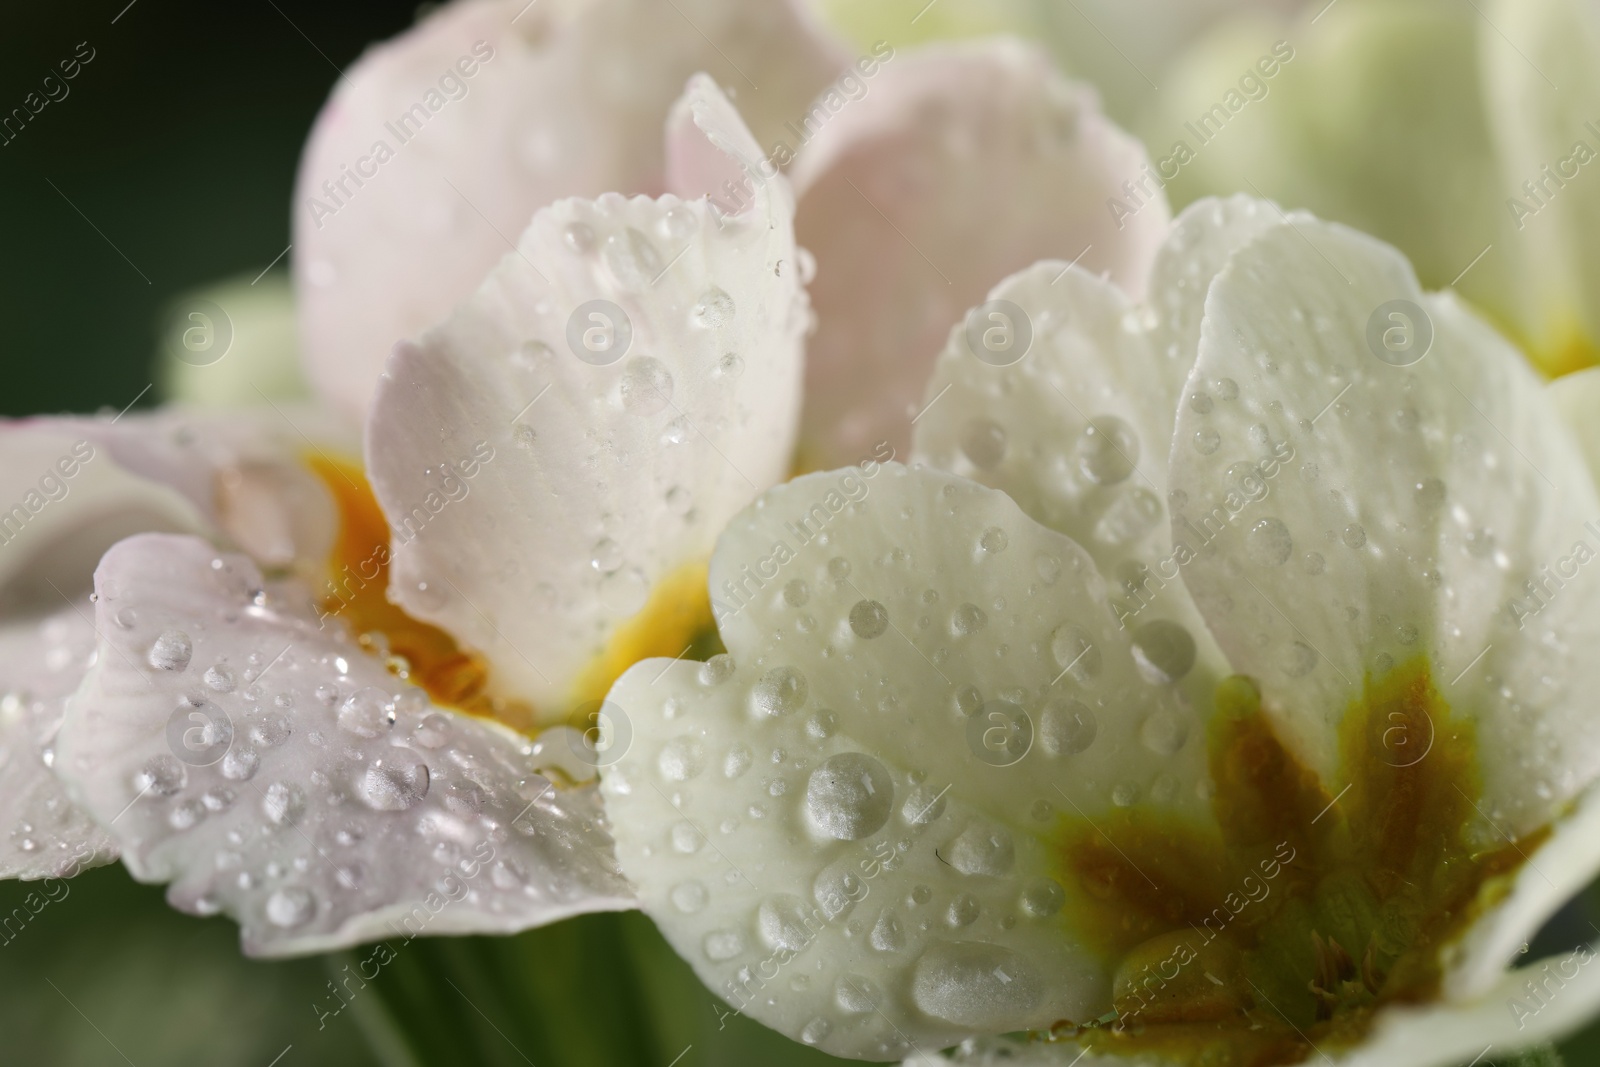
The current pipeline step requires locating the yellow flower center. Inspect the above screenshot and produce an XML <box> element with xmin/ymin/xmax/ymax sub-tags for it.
<box><xmin>1049</xmin><ymin>660</ymin><xmax>1545</xmax><ymax>1066</ymax></box>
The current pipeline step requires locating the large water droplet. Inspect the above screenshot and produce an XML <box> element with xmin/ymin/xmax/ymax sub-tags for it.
<box><xmin>1039</xmin><ymin>699</ymin><xmax>1097</xmax><ymax>756</ymax></box>
<box><xmin>703</xmin><ymin>929</ymin><xmax>745</xmax><ymax>961</ymax></box>
<box><xmin>692</xmin><ymin>288</ymin><xmax>736</xmax><ymax>328</ymax></box>
<box><xmin>757</xmin><ymin>894</ymin><xmax>815</xmax><ymax>952</ymax></box>
<box><xmin>946</xmin><ymin>821</ymin><xmax>1014</xmax><ymax>876</ymax></box>
<box><xmin>148</xmin><ymin>631</ymin><xmax>193</xmax><ymax>672</ymax></box>
<box><xmin>848</xmin><ymin>600</ymin><xmax>889</xmax><ymax>640</ymax></box>
<box><xmin>1344</xmin><ymin>523</ymin><xmax>1368</xmax><ymax>549</ymax></box>
<box><xmin>1130</xmin><ymin>620</ymin><xmax>1196</xmax><ymax>684</ymax></box>
<box><xmin>950</xmin><ymin>604</ymin><xmax>987</xmax><ymax>636</ymax></box>
<box><xmin>869</xmin><ymin>908</ymin><xmax>905</xmax><ymax>952</ymax></box>
<box><xmin>204</xmin><ymin>664</ymin><xmax>236</xmax><ymax>692</ymax></box>
<box><xmin>1192</xmin><ymin>428</ymin><xmax>1221</xmax><ymax>455</ymax></box>
<box><xmin>265</xmin><ymin>886</ymin><xmax>315</xmax><ymax>928</ymax></box>
<box><xmin>261</xmin><ymin>781</ymin><xmax>304</xmax><ymax>826</ymax></box>
<box><xmin>221</xmin><ymin>746</ymin><xmax>259</xmax><ymax>781</ymax></box>
<box><xmin>1246</xmin><ymin>517</ymin><xmax>1293</xmax><ymax>566</ymax></box>
<box><xmin>1075</xmin><ymin>415</ymin><xmax>1140</xmax><ymax>485</ymax></box>
<box><xmin>1049</xmin><ymin>626</ymin><xmax>1101</xmax><ymax>682</ymax></box>
<box><xmin>620</xmin><ymin>357</ymin><xmax>674</xmax><ymax>416</ymax></box>
<box><xmin>910</xmin><ymin>941</ymin><xmax>1041</xmax><ymax>1028</ymax></box>
<box><xmin>338</xmin><ymin>688</ymin><xmax>393</xmax><ymax>738</ymax></box>
<box><xmin>358</xmin><ymin>756</ymin><xmax>430</xmax><ymax>811</ymax></box>
<box><xmin>135</xmin><ymin>754</ymin><xmax>185</xmax><ymax>796</ymax></box>
<box><xmin>658</xmin><ymin>737</ymin><xmax>705</xmax><ymax>782</ymax></box>
<box><xmin>752</xmin><ymin>666</ymin><xmax>807</xmax><ymax>716</ymax></box>
<box><xmin>806</xmin><ymin>752</ymin><xmax>893</xmax><ymax>840</ymax></box>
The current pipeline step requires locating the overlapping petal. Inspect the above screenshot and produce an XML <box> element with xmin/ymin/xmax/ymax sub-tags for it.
<box><xmin>293</xmin><ymin>0</ymin><xmax>843</xmax><ymax>423</ymax></box>
<box><xmin>0</xmin><ymin>606</ymin><xmax>116</xmax><ymax>880</ymax></box>
<box><xmin>791</xmin><ymin>38</ymin><xmax>1170</xmax><ymax>469</ymax></box>
<box><xmin>601</xmin><ymin>464</ymin><xmax>1212</xmax><ymax>1057</ymax></box>
<box><xmin>366</xmin><ymin>76</ymin><xmax>808</xmax><ymax>717</ymax></box>
<box><xmin>56</xmin><ymin>534</ymin><xmax>634</xmax><ymax>956</ymax></box>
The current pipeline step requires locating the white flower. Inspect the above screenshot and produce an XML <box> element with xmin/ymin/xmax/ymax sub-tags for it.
<box><xmin>597</xmin><ymin>196</ymin><xmax>1600</xmax><ymax>1065</ymax></box>
<box><xmin>0</xmin><ymin>0</ymin><xmax>1168</xmax><ymax>957</ymax></box>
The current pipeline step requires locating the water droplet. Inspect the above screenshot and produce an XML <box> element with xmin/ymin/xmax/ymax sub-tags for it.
<box><xmin>1130</xmin><ymin>620</ymin><xmax>1196</xmax><ymax>684</ymax></box>
<box><xmin>714</xmin><ymin>352</ymin><xmax>744</xmax><ymax>379</ymax></box>
<box><xmin>1303</xmin><ymin>551</ymin><xmax>1326</xmax><ymax>576</ymax></box>
<box><xmin>703</xmin><ymin>929</ymin><xmax>745</xmax><ymax>961</ymax></box>
<box><xmin>1281</xmin><ymin>641</ymin><xmax>1318</xmax><ymax>677</ymax></box>
<box><xmin>800</xmin><ymin>1018</ymin><xmax>832</xmax><ymax>1046</ymax></box>
<box><xmin>1039</xmin><ymin>699</ymin><xmax>1097</xmax><ymax>756</ymax></box>
<box><xmin>665</xmin><ymin>486</ymin><xmax>693</xmax><ymax>517</ymax></box>
<box><xmin>1075</xmin><ymin>415</ymin><xmax>1140</xmax><ymax>485</ymax></box>
<box><xmin>671</xmin><ymin>880</ymin><xmax>709</xmax><ymax>913</ymax></box>
<box><xmin>658</xmin><ymin>738</ymin><xmax>705</xmax><ymax>782</ymax></box>
<box><xmin>758</xmin><ymin>894</ymin><xmax>815</xmax><ymax>952</ymax></box>
<box><xmin>148</xmin><ymin>631</ymin><xmax>193</xmax><ymax>672</ymax></box>
<box><xmin>960</xmin><ymin>419</ymin><xmax>1007</xmax><ymax>470</ymax></box>
<box><xmin>946</xmin><ymin>821</ymin><xmax>1014</xmax><ymax>876</ymax></box>
<box><xmin>724</xmin><ymin>745</ymin><xmax>753</xmax><ymax>778</ymax></box>
<box><xmin>358</xmin><ymin>757</ymin><xmax>430</xmax><ymax>811</ymax></box>
<box><xmin>221</xmin><ymin>746</ymin><xmax>259</xmax><ymax>781</ymax></box>
<box><xmin>135</xmin><ymin>755</ymin><xmax>185</xmax><ymax>796</ymax></box>
<box><xmin>1192</xmin><ymin>428</ymin><xmax>1221</xmax><ymax>455</ymax></box>
<box><xmin>338</xmin><ymin>688</ymin><xmax>393</xmax><ymax>738</ymax></box>
<box><xmin>203</xmin><ymin>665</ymin><xmax>235</xmax><ymax>692</ymax></box>
<box><xmin>692</xmin><ymin>288</ymin><xmax>735</xmax><ymax>328</ymax></box>
<box><xmin>602</xmin><ymin>227</ymin><xmax>662</xmax><ymax>290</ymax></box>
<box><xmin>1050</xmin><ymin>627</ymin><xmax>1101</xmax><ymax>682</ymax></box>
<box><xmin>1415</xmin><ymin>478</ymin><xmax>1446</xmax><ymax>508</ymax></box>
<box><xmin>827</xmin><ymin>557</ymin><xmax>852</xmax><ymax>581</ymax></box>
<box><xmin>752</xmin><ymin>666</ymin><xmax>807</xmax><ymax>716</ymax></box>
<box><xmin>902</xmin><ymin>784</ymin><xmax>947</xmax><ymax>825</ymax></box>
<box><xmin>562</xmin><ymin>221</ymin><xmax>596</xmax><ymax>254</ymax></box>
<box><xmin>1140</xmin><ymin>710</ymin><xmax>1190</xmax><ymax>755</ymax></box>
<box><xmin>950</xmin><ymin>604</ymin><xmax>987</xmax><ymax>636</ymax></box>
<box><xmin>947</xmin><ymin>894</ymin><xmax>979</xmax><ymax>927</ymax></box>
<box><xmin>911</xmin><ymin>941</ymin><xmax>1041</xmax><ymax>1027</ymax></box>
<box><xmin>1215</xmin><ymin>377</ymin><xmax>1239</xmax><ymax>400</ymax></box>
<box><xmin>1343</xmin><ymin>523</ymin><xmax>1367</xmax><ymax>549</ymax></box>
<box><xmin>114</xmin><ymin>607</ymin><xmax>137</xmax><ymax>629</ymax></box>
<box><xmin>783</xmin><ymin>580</ymin><xmax>810</xmax><ymax>607</ymax></box>
<box><xmin>620</xmin><ymin>357</ymin><xmax>674</xmax><ymax>416</ymax></box>
<box><xmin>806</xmin><ymin>753</ymin><xmax>893</xmax><ymax>840</ymax></box>
<box><xmin>261</xmin><ymin>781</ymin><xmax>304</xmax><ymax>826</ymax></box>
<box><xmin>869</xmin><ymin>909</ymin><xmax>905</xmax><ymax>952</ymax></box>
<box><xmin>848</xmin><ymin>600</ymin><xmax>889</xmax><ymax>640</ymax></box>
<box><xmin>1246</xmin><ymin>517</ymin><xmax>1293</xmax><ymax>566</ymax></box>
<box><xmin>1189</xmin><ymin>391</ymin><xmax>1214</xmax><ymax>414</ymax></box>
<box><xmin>590</xmin><ymin>538</ymin><xmax>623</xmax><ymax>574</ymax></box>
<box><xmin>265</xmin><ymin>887</ymin><xmax>315</xmax><ymax>928</ymax></box>
<box><xmin>699</xmin><ymin>655</ymin><xmax>734</xmax><ymax>686</ymax></box>
<box><xmin>251</xmin><ymin>714</ymin><xmax>291</xmax><ymax>747</ymax></box>
<box><xmin>1021</xmin><ymin>878</ymin><xmax>1065</xmax><ymax>917</ymax></box>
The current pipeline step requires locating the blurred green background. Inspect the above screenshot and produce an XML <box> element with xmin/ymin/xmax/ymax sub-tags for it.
<box><xmin>2</xmin><ymin>1</ymin><xmax>1598</xmax><ymax>1065</ymax></box>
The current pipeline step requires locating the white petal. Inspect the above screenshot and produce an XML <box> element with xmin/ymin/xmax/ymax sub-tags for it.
<box><xmin>0</xmin><ymin>607</ymin><xmax>116</xmax><ymax>880</ymax></box>
<box><xmin>791</xmin><ymin>38</ymin><xmax>1170</xmax><ymax>470</ymax></box>
<box><xmin>366</xmin><ymin>76</ymin><xmax>807</xmax><ymax>716</ymax></box>
<box><xmin>909</xmin><ymin>196</ymin><xmax>1291</xmax><ymax>706</ymax></box>
<box><xmin>601</xmin><ymin>464</ymin><xmax>1212</xmax><ymax>1058</ymax></box>
<box><xmin>56</xmin><ymin>534</ymin><xmax>633</xmax><ymax>957</ymax></box>
<box><xmin>294</xmin><ymin>0</ymin><xmax>842</xmax><ymax>423</ymax></box>
<box><xmin>1549</xmin><ymin>366</ymin><xmax>1600</xmax><ymax>491</ymax></box>
<box><xmin>1171</xmin><ymin>218</ymin><xmax>1600</xmax><ymax>835</ymax></box>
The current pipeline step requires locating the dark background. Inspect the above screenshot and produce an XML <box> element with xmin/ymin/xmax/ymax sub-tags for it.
<box><xmin>1</xmin><ymin>2</ymin><xmax>1598</xmax><ymax>1065</ymax></box>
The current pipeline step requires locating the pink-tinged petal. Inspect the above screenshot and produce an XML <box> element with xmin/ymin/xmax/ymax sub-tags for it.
<box><xmin>57</xmin><ymin>534</ymin><xmax>634</xmax><ymax>957</ymax></box>
<box><xmin>293</xmin><ymin>0</ymin><xmax>844</xmax><ymax>424</ymax></box>
<box><xmin>0</xmin><ymin>606</ymin><xmax>117</xmax><ymax>880</ymax></box>
<box><xmin>365</xmin><ymin>77</ymin><xmax>807</xmax><ymax>719</ymax></box>
<box><xmin>790</xmin><ymin>38</ymin><xmax>1170</xmax><ymax>470</ymax></box>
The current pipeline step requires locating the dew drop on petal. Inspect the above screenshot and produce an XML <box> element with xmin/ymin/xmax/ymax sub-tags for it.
<box><xmin>692</xmin><ymin>288</ymin><xmax>736</xmax><ymax>328</ymax></box>
<box><xmin>805</xmin><ymin>753</ymin><xmax>893</xmax><ymax>840</ymax></box>
<box><xmin>265</xmin><ymin>886</ymin><xmax>315</xmax><ymax>928</ymax></box>
<box><xmin>148</xmin><ymin>631</ymin><xmax>193</xmax><ymax>672</ymax></box>
<box><xmin>950</xmin><ymin>604</ymin><xmax>987</xmax><ymax>636</ymax></box>
<box><xmin>1039</xmin><ymin>699</ymin><xmax>1097</xmax><ymax>756</ymax></box>
<box><xmin>1192</xmin><ymin>428</ymin><xmax>1221</xmax><ymax>455</ymax></box>
<box><xmin>620</xmin><ymin>357</ymin><xmax>674</xmax><ymax>416</ymax></box>
<box><xmin>1130</xmin><ymin>620</ymin><xmax>1197</xmax><ymax>684</ymax></box>
<box><xmin>338</xmin><ymin>688</ymin><xmax>393</xmax><ymax>738</ymax></box>
<box><xmin>1344</xmin><ymin>523</ymin><xmax>1368</xmax><ymax>549</ymax></box>
<box><xmin>1075</xmin><ymin>415</ymin><xmax>1140</xmax><ymax>485</ymax></box>
<box><xmin>910</xmin><ymin>941</ymin><xmax>1040</xmax><ymax>1028</ymax></box>
<box><xmin>135</xmin><ymin>755</ymin><xmax>185</xmax><ymax>796</ymax></box>
<box><xmin>752</xmin><ymin>667</ymin><xmax>807</xmax><ymax>716</ymax></box>
<box><xmin>1246</xmin><ymin>517</ymin><xmax>1293</xmax><ymax>566</ymax></box>
<box><xmin>357</xmin><ymin>757</ymin><xmax>430</xmax><ymax>811</ymax></box>
<box><xmin>848</xmin><ymin>600</ymin><xmax>889</xmax><ymax>640</ymax></box>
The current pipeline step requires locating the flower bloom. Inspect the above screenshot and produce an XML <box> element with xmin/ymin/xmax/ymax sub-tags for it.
<box><xmin>599</xmin><ymin>195</ymin><xmax>1600</xmax><ymax>1065</ymax></box>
